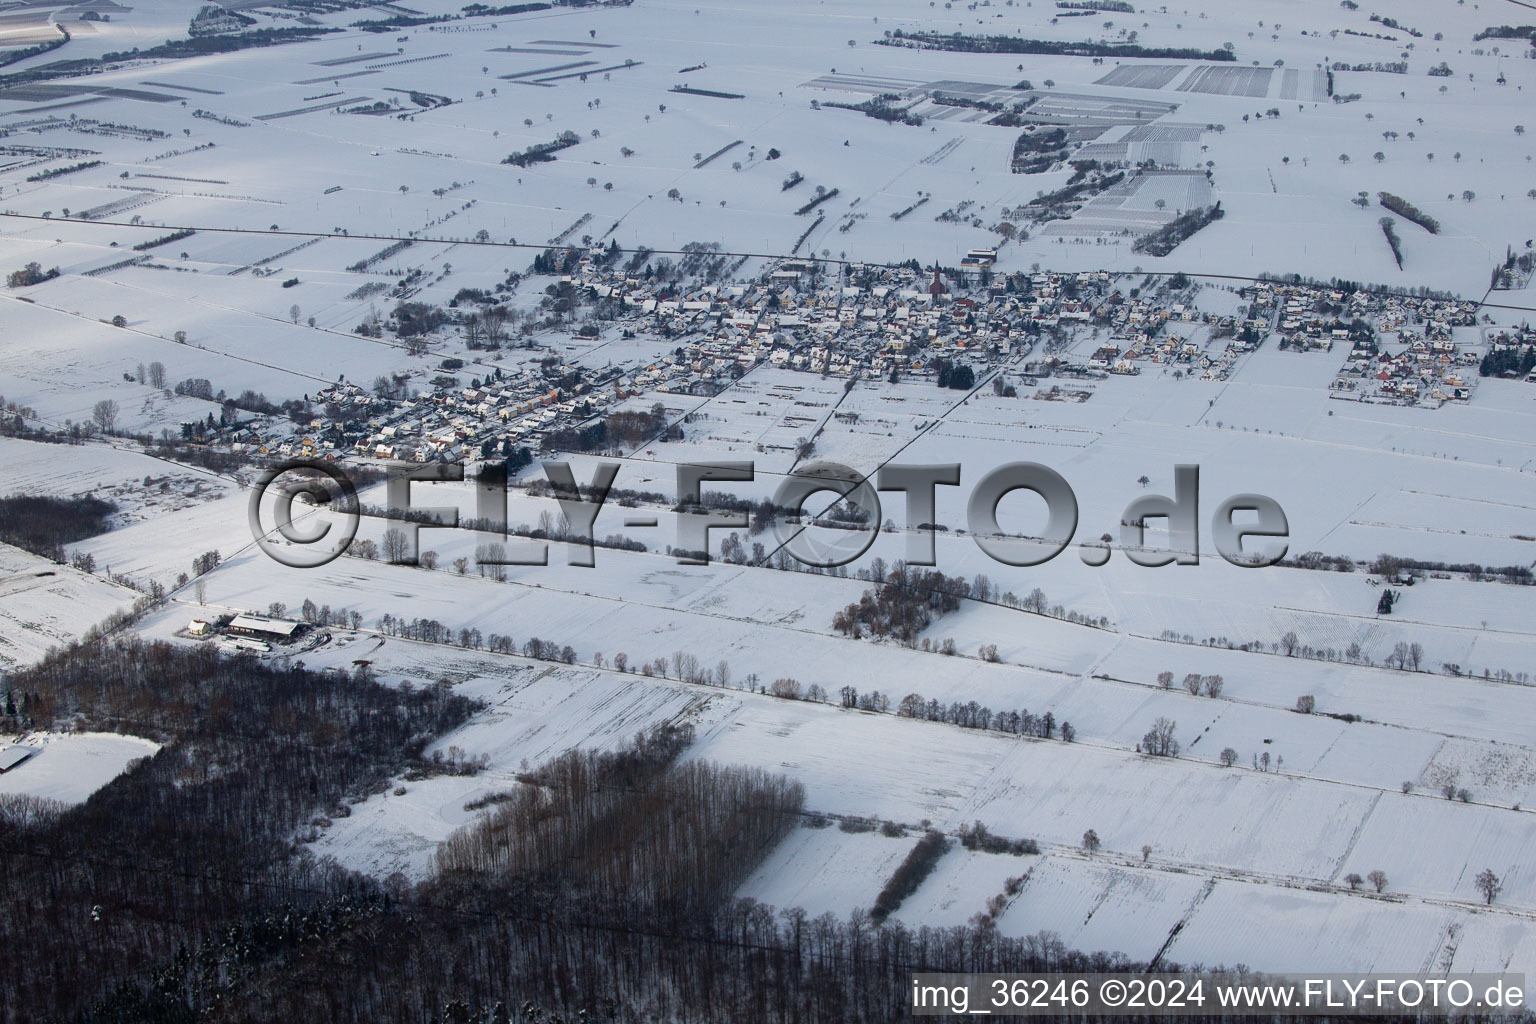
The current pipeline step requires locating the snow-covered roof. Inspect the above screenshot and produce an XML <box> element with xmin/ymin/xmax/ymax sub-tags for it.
<box><xmin>0</xmin><ymin>746</ymin><xmax>40</xmax><ymax>773</ymax></box>
<box><xmin>228</xmin><ymin>614</ymin><xmax>301</xmax><ymax>637</ymax></box>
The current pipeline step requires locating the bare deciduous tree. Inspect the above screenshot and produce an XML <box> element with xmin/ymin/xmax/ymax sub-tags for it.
<box><xmin>91</xmin><ymin>399</ymin><xmax>119</xmax><ymax>433</ymax></box>
<box><xmin>1142</xmin><ymin>717</ymin><xmax>1179</xmax><ymax>757</ymax></box>
<box><xmin>476</xmin><ymin>542</ymin><xmax>507</xmax><ymax>582</ymax></box>
<box><xmin>770</xmin><ymin>678</ymin><xmax>802</xmax><ymax>700</ymax></box>
<box><xmin>382</xmin><ymin>527</ymin><xmax>411</xmax><ymax>564</ymax></box>
<box><xmin>1476</xmin><ymin>868</ymin><xmax>1502</xmax><ymax>905</ymax></box>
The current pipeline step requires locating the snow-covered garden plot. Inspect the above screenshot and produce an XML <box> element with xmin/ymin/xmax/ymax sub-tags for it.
<box><xmin>1332</xmin><ymin>487</ymin><xmax>1536</xmax><ymax>568</ymax></box>
<box><xmin>0</xmin><ymin>437</ymin><xmax>238</xmax><ymax>588</ymax></box>
<box><xmin>1040</xmin><ymin>180</ymin><xmax>1187</xmax><ymax>239</ymax></box>
<box><xmin>422</xmin><ymin>663</ymin><xmax>722</xmax><ymax>773</ymax></box>
<box><xmin>991</xmin><ymin>855</ymin><xmax>1210</xmax><ymax>962</ymax></box>
<box><xmin>1119</xmin><ymin>170</ymin><xmax>1213</xmax><ymax>213</ymax></box>
<box><xmin>903</xmin><ymin>599</ymin><xmax>1111</xmax><ymax>677</ymax></box>
<box><xmin>1417</xmin><ymin>739</ymin><xmax>1536</xmax><ymax>808</ymax></box>
<box><xmin>621</xmin><ymin>372</ymin><xmax>852</xmax><ymax>471</ymax></box>
<box><xmin>0</xmin><ymin>731</ymin><xmax>158</xmax><ymax>804</ymax></box>
<box><xmin>1308</xmin><ymin>725</ymin><xmax>1447</xmax><ymax>796</ymax></box>
<box><xmin>75</xmin><ymin>485</ymin><xmax>253</xmax><ymax>587</ymax></box>
<box><xmin>1094</xmin><ymin>636</ymin><xmax>1536</xmax><ymax>751</ymax></box>
<box><xmin>0</xmin><ymin>298</ymin><xmax>231</xmax><ymax>434</ymax></box>
<box><xmin>955</xmin><ymin>737</ymin><xmax>1379</xmax><ymax>882</ymax></box>
<box><xmin>159</xmin><ymin>232</ymin><xmax>348</xmax><ymax>276</ymax></box>
<box><xmin>891</xmin><ymin>844</ymin><xmax>1038</xmax><ymax>929</ymax></box>
<box><xmin>684</xmin><ymin>690</ymin><xmax>1011</xmax><ymax>826</ymax></box>
<box><xmin>1443</xmin><ymin>915</ymin><xmax>1536</xmax><ymax>974</ymax></box>
<box><xmin>737</xmin><ymin>825</ymin><xmax>920</xmax><ymax>920</ymax></box>
<box><xmin>17</xmin><ymin>268</ymin><xmax>411</xmax><ymax>385</ymax></box>
<box><xmin>785</xmin><ymin>377</ymin><xmax>973</xmax><ymax>470</ymax></box>
<box><xmin>1175</xmin><ymin>65</ymin><xmax>1275</xmax><ymax>99</ymax></box>
<box><xmin>312</xmin><ymin>771</ymin><xmax>515</xmax><ymax>882</ymax></box>
<box><xmin>1023</xmin><ymin>91</ymin><xmax>1182</xmax><ymax>131</ymax></box>
<box><xmin>1164</xmin><ymin>880</ymin><xmax>1470</xmax><ymax>972</ymax></box>
<box><xmin>0</xmin><ymin>436</ymin><xmax>222</xmax><ymax>509</ymax></box>
<box><xmin>1340</xmin><ymin>794</ymin><xmax>1536</xmax><ymax>908</ymax></box>
<box><xmin>1076</xmin><ymin>122</ymin><xmax>1206</xmax><ymax>167</ymax></box>
<box><xmin>1094</xmin><ymin>65</ymin><xmax>1189</xmax><ymax>92</ymax></box>
<box><xmin>0</xmin><ymin>545</ymin><xmax>137</xmax><ymax>670</ymax></box>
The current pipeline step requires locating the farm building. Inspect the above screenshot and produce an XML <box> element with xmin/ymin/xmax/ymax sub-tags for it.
<box><xmin>960</xmin><ymin>248</ymin><xmax>998</xmax><ymax>267</ymax></box>
<box><xmin>227</xmin><ymin>614</ymin><xmax>301</xmax><ymax>642</ymax></box>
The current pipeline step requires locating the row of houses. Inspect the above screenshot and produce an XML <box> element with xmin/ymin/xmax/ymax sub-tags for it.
<box><xmin>1247</xmin><ymin>281</ymin><xmax>1481</xmax><ymax>346</ymax></box>
<box><xmin>564</xmin><ymin>254</ymin><xmax>1197</xmax><ymax>386</ymax></box>
<box><xmin>1332</xmin><ymin>336</ymin><xmax>1478</xmax><ymax>405</ymax></box>
<box><xmin>207</xmin><ymin>253</ymin><xmax>1501</xmax><ymax>467</ymax></box>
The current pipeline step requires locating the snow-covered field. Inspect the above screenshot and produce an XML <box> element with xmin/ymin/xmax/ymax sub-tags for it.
<box><xmin>0</xmin><ymin>543</ymin><xmax>137</xmax><ymax>669</ymax></box>
<box><xmin>0</xmin><ymin>731</ymin><xmax>159</xmax><ymax>804</ymax></box>
<box><xmin>2</xmin><ymin>0</ymin><xmax>1535</xmax><ymax>979</ymax></box>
